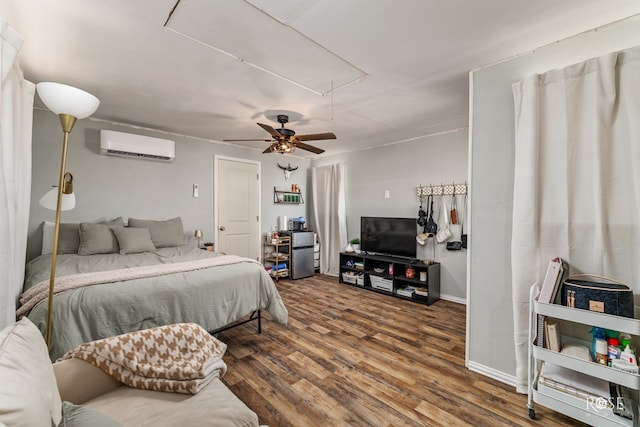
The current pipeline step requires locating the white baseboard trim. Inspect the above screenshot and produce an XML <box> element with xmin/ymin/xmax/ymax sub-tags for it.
<box><xmin>467</xmin><ymin>360</ymin><xmax>517</xmax><ymax>389</ymax></box>
<box><xmin>440</xmin><ymin>294</ymin><xmax>466</xmax><ymax>305</ymax></box>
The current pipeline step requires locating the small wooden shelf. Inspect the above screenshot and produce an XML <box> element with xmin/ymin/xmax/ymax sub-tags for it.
<box><xmin>263</xmin><ymin>236</ymin><xmax>291</xmax><ymax>281</ymax></box>
<box><xmin>274</xmin><ymin>187</ymin><xmax>304</xmax><ymax>204</ymax></box>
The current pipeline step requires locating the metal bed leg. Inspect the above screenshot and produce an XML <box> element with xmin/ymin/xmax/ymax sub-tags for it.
<box><xmin>257</xmin><ymin>309</ymin><xmax>262</xmax><ymax>334</ymax></box>
<box><xmin>210</xmin><ymin>310</ymin><xmax>262</xmax><ymax>335</ymax></box>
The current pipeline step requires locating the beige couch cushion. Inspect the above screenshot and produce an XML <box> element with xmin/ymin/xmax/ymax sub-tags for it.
<box><xmin>54</xmin><ymin>358</ymin><xmax>122</xmax><ymax>405</ymax></box>
<box><xmin>60</xmin><ymin>401</ymin><xmax>122</xmax><ymax>427</ymax></box>
<box><xmin>0</xmin><ymin>317</ymin><xmax>62</xmax><ymax>426</ymax></box>
<box><xmin>85</xmin><ymin>378</ymin><xmax>259</xmax><ymax>427</ymax></box>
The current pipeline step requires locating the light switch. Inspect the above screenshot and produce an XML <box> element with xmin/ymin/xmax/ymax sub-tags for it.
<box><xmin>384</xmin><ymin>190</ymin><xmax>390</xmax><ymax>199</ymax></box>
<box><xmin>193</xmin><ymin>184</ymin><xmax>199</xmax><ymax>198</ymax></box>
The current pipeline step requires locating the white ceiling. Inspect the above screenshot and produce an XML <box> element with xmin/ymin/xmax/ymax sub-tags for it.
<box><xmin>6</xmin><ymin>0</ymin><xmax>640</xmax><ymax>157</ymax></box>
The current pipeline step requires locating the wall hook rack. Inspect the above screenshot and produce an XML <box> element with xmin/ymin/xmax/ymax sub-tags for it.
<box><xmin>416</xmin><ymin>182</ymin><xmax>467</xmax><ymax>197</ymax></box>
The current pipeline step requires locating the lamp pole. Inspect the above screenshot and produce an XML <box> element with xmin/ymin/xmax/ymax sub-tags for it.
<box><xmin>45</xmin><ymin>113</ymin><xmax>77</xmax><ymax>347</ymax></box>
<box><xmin>36</xmin><ymin>82</ymin><xmax>99</xmax><ymax>352</ymax></box>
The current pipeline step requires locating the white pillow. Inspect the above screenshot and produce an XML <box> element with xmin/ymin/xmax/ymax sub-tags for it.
<box><xmin>0</xmin><ymin>317</ymin><xmax>62</xmax><ymax>426</ymax></box>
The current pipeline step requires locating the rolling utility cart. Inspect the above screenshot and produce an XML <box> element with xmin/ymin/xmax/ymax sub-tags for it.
<box><xmin>527</xmin><ymin>284</ymin><xmax>640</xmax><ymax>426</ymax></box>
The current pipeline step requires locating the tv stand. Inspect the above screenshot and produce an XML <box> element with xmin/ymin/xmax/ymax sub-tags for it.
<box><xmin>339</xmin><ymin>252</ymin><xmax>440</xmax><ymax>305</ymax></box>
<box><xmin>361</xmin><ymin>251</ymin><xmax>417</xmax><ymax>263</ymax></box>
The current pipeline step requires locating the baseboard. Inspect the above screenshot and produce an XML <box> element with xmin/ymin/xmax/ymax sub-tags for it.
<box><xmin>467</xmin><ymin>360</ymin><xmax>517</xmax><ymax>389</ymax></box>
<box><xmin>440</xmin><ymin>294</ymin><xmax>466</xmax><ymax>305</ymax></box>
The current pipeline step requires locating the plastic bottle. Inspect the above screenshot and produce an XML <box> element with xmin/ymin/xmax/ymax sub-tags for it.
<box><xmin>590</xmin><ymin>327</ymin><xmax>606</xmax><ymax>359</ymax></box>
<box><xmin>595</xmin><ymin>338</ymin><xmax>608</xmax><ymax>365</ymax></box>
<box><xmin>619</xmin><ymin>333</ymin><xmax>636</xmax><ymax>358</ymax></box>
<box><xmin>608</xmin><ymin>337</ymin><xmax>621</xmax><ymax>367</ymax></box>
<box><xmin>621</xmin><ymin>344</ymin><xmax>638</xmax><ymax>366</ymax></box>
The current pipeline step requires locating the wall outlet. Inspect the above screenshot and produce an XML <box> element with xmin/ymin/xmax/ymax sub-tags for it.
<box><xmin>384</xmin><ymin>190</ymin><xmax>390</xmax><ymax>199</ymax></box>
<box><xmin>193</xmin><ymin>184</ymin><xmax>199</xmax><ymax>198</ymax></box>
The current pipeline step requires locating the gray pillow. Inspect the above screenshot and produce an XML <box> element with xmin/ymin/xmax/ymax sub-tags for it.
<box><xmin>127</xmin><ymin>217</ymin><xmax>185</xmax><ymax>248</ymax></box>
<box><xmin>42</xmin><ymin>222</ymin><xmax>80</xmax><ymax>255</ymax></box>
<box><xmin>112</xmin><ymin>227</ymin><xmax>156</xmax><ymax>255</ymax></box>
<box><xmin>106</xmin><ymin>217</ymin><xmax>125</xmax><ymax>227</ymax></box>
<box><xmin>77</xmin><ymin>223</ymin><xmax>119</xmax><ymax>255</ymax></box>
<box><xmin>42</xmin><ymin>217</ymin><xmax>125</xmax><ymax>255</ymax></box>
<box><xmin>60</xmin><ymin>401</ymin><xmax>122</xmax><ymax>427</ymax></box>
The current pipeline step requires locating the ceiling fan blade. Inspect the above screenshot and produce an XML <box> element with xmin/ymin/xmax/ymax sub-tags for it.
<box><xmin>295</xmin><ymin>132</ymin><xmax>336</xmax><ymax>142</ymax></box>
<box><xmin>295</xmin><ymin>142</ymin><xmax>325</xmax><ymax>154</ymax></box>
<box><xmin>262</xmin><ymin>146</ymin><xmax>274</xmax><ymax>154</ymax></box>
<box><xmin>223</xmin><ymin>138</ymin><xmax>273</xmax><ymax>142</ymax></box>
<box><xmin>257</xmin><ymin>123</ymin><xmax>283</xmax><ymax>139</ymax></box>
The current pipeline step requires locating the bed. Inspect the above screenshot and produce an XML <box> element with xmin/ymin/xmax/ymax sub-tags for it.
<box><xmin>19</xmin><ymin>217</ymin><xmax>288</xmax><ymax>360</ymax></box>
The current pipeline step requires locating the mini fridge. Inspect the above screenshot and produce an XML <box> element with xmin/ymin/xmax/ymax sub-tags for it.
<box><xmin>290</xmin><ymin>231</ymin><xmax>315</xmax><ymax>279</ymax></box>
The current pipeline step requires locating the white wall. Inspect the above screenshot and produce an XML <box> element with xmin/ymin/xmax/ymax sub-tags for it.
<box><xmin>468</xmin><ymin>15</ymin><xmax>640</xmax><ymax>385</ymax></box>
<box><xmin>28</xmin><ymin>109</ymin><xmax>309</xmax><ymax>261</ymax></box>
<box><xmin>312</xmin><ymin>129</ymin><xmax>468</xmax><ymax>302</ymax></box>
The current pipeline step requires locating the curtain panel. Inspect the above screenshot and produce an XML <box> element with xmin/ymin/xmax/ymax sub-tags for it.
<box><xmin>511</xmin><ymin>46</ymin><xmax>640</xmax><ymax>393</ymax></box>
<box><xmin>0</xmin><ymin>21</ymin><xmax>35</xmax><ymax>329</ymax></box>
<box><xmin>311</xmin><ymin>163</ymin><xmax>347</xmax><ymax>276</ymax></box>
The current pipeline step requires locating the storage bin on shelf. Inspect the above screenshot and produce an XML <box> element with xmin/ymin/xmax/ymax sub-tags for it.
<box><xmin>370</xmin><ymin>275</ymin><xmax>393</xmax><ymax>292</ymax></box>
<box><xmin>343</xmin><ymin>271</ymin><xmax>364</xmax><ymax>286</ymax></box>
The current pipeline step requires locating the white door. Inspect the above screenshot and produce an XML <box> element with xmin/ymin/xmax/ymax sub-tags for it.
<box><xmin>215</xmin><ymin>156</ymin><xmax>260</xmax><ymax>260</ymax></box>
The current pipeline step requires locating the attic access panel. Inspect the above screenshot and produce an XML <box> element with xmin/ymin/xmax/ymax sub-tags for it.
<box><xmin>164</xmin><ymin>0</ymin><xmax>367</xmax><ymax>96</ymax></box>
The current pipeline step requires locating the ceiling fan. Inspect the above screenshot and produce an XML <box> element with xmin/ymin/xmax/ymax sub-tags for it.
<box><xmin>224</xmin><ymin>114</ymin><xmax>336</xmax><ymax>154</ymax></box>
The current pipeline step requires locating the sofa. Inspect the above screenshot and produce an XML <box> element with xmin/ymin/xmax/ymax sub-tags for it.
<box><xmin>0</xmin><ymin>317</ymin><xmax>260</xmax><ymax>426</ymax></box>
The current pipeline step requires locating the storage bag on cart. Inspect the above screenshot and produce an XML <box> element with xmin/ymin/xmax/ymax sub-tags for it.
<box><xmin>561</xmin><ymin>274</ymin><xmax>634</xmax><ymax>318</ymax></box>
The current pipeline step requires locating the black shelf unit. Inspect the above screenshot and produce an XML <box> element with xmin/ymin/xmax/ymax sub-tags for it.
<box><xmin>338</xmin><ymin>252</ymin><xmax>440</xmax><ymax>305</ymax></box>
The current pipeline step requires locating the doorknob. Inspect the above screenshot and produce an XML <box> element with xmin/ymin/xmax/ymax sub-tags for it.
<box><xmin>219</xmin><ymin>226</ymin><xmax>226</xmax><ymax>231</ymax></box>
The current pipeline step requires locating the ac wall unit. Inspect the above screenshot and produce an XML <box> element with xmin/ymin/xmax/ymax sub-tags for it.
<box><xmin>99</xmin><ymin>130</ymin><xmax>175</xmax><ymax>162</ymax></box>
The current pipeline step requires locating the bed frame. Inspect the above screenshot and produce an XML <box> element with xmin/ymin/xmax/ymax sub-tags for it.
<box><xmin>210</xmin><ymin>310</ymin><xmax>261</xmax><ymax>335</ymax></box>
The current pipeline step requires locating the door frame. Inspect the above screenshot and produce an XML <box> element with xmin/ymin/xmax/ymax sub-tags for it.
<box><xmin>214</xmin><ymin>155</ymin><xmax>262</xmax><ymax>259</ymax></box>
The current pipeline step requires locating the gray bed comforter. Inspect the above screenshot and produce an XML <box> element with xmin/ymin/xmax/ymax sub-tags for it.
<box><xmin>22</xmin><ymin>246</ymin><xmax>288</xmax><ymax>360</ymax></box>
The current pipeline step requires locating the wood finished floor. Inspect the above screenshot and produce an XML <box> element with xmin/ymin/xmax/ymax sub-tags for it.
<box><xmin>217</xmin><ymin>275</ymin><xmax>585</xmax><ymax>427</ymax></box>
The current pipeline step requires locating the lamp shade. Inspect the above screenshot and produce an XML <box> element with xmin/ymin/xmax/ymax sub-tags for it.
<box><xmin>194</xmin><ymin>229</ymin><xmax>203</xmax><ymax>238</ymax></box>
<box><xmin>39</xmin><ymin>188</ymin><xmax>76</xmax><ymax>211</ymax></box>
<box><xmin>36</xmin><ymin>82</ymin><xmax>100</xmax><ymax>118</ymax></box>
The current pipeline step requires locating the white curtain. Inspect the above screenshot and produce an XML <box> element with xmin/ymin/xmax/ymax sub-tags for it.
<box><xmin>0</xmin><ymin>21</ymin><xmax>35</xmax><ymax>329</ymax></box>
<box><xmin>511</xmin><ymin>46</ymin><xmax>640</xmax><ymax>392</ymax></box>
<box><xmin>311</xmin><ymin>163</ymin><xmax>347</xmax><ymax>276</ymax></box>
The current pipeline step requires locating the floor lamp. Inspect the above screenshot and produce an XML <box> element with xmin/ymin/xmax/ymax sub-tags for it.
<box><xmin>36</xmin><ymin>82</ymin><xmax>100</xmax><ymax>348</ymax></box>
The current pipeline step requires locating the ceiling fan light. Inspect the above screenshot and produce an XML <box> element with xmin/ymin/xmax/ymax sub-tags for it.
<box><xmin>270</xmin><ymin>140</ymin><xmax>295</xmax><ymax>154</ymax></box>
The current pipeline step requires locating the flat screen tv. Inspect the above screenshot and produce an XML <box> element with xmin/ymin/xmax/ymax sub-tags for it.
<box><xmin>360</xmin><ymin>217</ymin><xmax>417</xmax><ymax>259</ymax></box>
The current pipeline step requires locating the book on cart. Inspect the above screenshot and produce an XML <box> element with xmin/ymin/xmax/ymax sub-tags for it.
<box><xmin>544</xmin><ymin>318</ymin><xmax>562</xmax><ymax>352</ymax></box>
<box><xmin>536</xmin><ymin>257</ymin><xmax>567</xmax><ymax>348</ymax></box>
<box><xmin>538</xmin><ymin>257</ymin><xmax>567</xmax><ymax>304</ymax></box>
